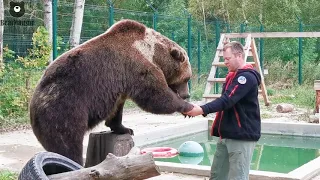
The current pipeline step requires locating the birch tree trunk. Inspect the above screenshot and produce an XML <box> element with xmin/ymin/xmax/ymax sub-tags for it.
<box><xmin>0</xmin><ymin>0</ymin><xmax>4</xmax><ymax>67</ymax></box>
<box><xmin>196</xmin><ymin>0</ymin><xmax>208</xmax><ymax>49</ymax></box>
<box><xmin>201</xmin><ymin>0</ymin><xmax>208</xmax><ymax>48</ymax></box>
<box><xmin>43</xmin><ymin>0</ymin><xmax>53</xmax><ymax>63</ymax></box>
<box><xmin>69</xmin><ymin>0</ymin><xmax>85</xmax><ymax>49</ymax></box>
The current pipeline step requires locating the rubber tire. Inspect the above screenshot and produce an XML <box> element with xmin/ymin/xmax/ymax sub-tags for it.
<box><xmin>18</xmin><ymin>151</ymin><xmax>83</xmax><ymax>180</ymax></box>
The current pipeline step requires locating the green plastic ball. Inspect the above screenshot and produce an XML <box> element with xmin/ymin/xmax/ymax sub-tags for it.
<box><xmin>178</xmin><ymin>155</ymin><xmax>204</xmax><ymax>165</ymax></box>
<box><xmin>178</xmin><ymin>141</ymin><xmax>204</xmax><ymax>157</ymax></box>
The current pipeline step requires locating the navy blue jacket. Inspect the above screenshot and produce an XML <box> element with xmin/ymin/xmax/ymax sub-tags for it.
<box><xmin>201</xmin><ymin>67</ymin><xmax>261</xmax><ymax>141</ymax></box>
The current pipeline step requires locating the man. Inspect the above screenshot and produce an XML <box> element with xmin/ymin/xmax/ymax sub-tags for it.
<box><xmin>184</xmin><ymin>41</ymin><xmax>261</xmax><ymax>180</ymax></box>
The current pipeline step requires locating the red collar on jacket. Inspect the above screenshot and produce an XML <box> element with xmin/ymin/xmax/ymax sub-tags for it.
<box><xmin>225</xmin><ymin>64</ymin><xmax>254</xmax><ymax>89</ymax></box>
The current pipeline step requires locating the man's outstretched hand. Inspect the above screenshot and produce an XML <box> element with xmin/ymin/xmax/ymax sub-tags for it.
<box><xmin>183</xmin><ymin>104</ymin><xmax>204</xmax><ymax>117</ymax></box>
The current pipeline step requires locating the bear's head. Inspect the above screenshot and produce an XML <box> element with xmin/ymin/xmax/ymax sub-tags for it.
<box><xmin>140</xmin><ymin>29</ymin><xmax>192</xmax><ymax>100</ymax></box>
<box><xmin>111</xmin><ymin>20</ymin><xmax>192</xmax><ymax>99</ymax></box>
<box><xmin>106</xmin><ymin>20</ymin><xmax>192</xmax><ymax>99</ymax></box>
<box><xmin>165</xmin><ymin>47</ymin><xmax>191</xmax><ymax>99</ymax></box>
<box><xmin>9</xmin><ymin>1</ymin><xmax>25</xmax><ymax>18</ymax></box>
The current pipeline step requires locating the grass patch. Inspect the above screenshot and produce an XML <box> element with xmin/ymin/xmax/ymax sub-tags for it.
<box><xmin>189</xmin><ymin>76</ymin><xmax>207</xmax><ymax>101</ymax></box>
<box><xmin>267</xmin><ymin>84</ymin><xmax>315</xmax><ymax>109</ymax></box>
<box><xmin>0</xmin><ymin>114</ymin><xmax>29</xmax><ymax>130</ymax></box>
<box><xmin>0</xmin><ymin>171</ymin><xmax>18</xmax><ymax>180</ymax></box>
<box><xmin>260</xmin><ymin>113</ymin><xmax>273</xmax><ymax>119</ymax></box>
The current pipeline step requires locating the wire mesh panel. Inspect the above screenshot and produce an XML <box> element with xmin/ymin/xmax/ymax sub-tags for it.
<box><xmin>2</xmin><ymin>0</ymin><xmax>41</xmax><ymax>58</ymax></box>
<box><xmin>81</xmin><ymin>4</ymin><xmax>110</xmax><ymax>39</ymax></box>
<box><xmin>1</xmin><ymin>0</ymin><xmax>43</xmax><ymax>117</ymax></box>
<box><xmin>2</xmin><ymin>1</ymin><xmax>320</xmax><ymax>119</ymax></box>
<box><xmin>114</xmin><ymin>8</ymin><xmax>154</xmax><ymax>28</ymax></box>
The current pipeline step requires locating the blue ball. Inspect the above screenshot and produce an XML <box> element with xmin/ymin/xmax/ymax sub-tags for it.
<box><xmin>178</xmin><ymin>141</ymin><xmax>204</xmax><ymax>157</ymax></box>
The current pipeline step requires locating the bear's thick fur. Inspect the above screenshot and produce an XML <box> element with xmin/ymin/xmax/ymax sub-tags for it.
<box><xmin>30</xmin><ymin>19</ymin><xmax>193</xmax><ymax>165</ymax></box>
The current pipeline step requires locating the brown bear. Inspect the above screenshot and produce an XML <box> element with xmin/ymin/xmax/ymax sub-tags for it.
<box><xmin>29</xmin><ymin>19</ymin><xmax>194</xmax><ymax>166</ymax></box>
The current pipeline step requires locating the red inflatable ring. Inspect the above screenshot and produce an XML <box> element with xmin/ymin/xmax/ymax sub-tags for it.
<box><xmin>141</xmin><ymin>147</ymin><xmax>179</xmax><ymax>158</ymax></box>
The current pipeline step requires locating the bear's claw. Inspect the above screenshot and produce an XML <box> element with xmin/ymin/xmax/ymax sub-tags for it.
<box><xmin>182</xmin><ymin>114</ymin><xmax>194</xmax><ymax>118</ymax></box>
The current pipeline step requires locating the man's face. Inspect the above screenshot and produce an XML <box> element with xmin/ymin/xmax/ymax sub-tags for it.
<box><xmin>223</xmin><ymin>47</ymin><xmax>242</xmax><ymax>72</ymax></box>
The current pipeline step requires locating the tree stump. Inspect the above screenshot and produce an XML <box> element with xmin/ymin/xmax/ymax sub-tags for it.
<box><xmin>48</xmin><ymin>147</ymin><xmax>160</xmax><ymax>180</ymax></box>
<box><xmin>276</xmin><ymin>103</ymin><xmax>294</xmax><ymax>113</ymax></box>
<box><xmin>84</xmin><ymin>131</ymin><xmax>134</xmax><ymax>168</ymax></box>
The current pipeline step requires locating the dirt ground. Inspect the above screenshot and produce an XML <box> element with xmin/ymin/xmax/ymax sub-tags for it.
<box><xmin>0</xmin><ymin>103</ymin><xmax>319</xmax><ymax>179</ymax></box>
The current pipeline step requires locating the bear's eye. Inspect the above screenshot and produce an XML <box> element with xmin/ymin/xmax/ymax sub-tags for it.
<box><xmin>184</xmin><ymin>77</ymin><xmax>190</xmax><ymax>83</ymax></box>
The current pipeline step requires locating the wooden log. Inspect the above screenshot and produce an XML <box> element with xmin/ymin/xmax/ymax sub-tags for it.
<box><xmin>276</xmin><ymin>103</ymin><xmax>294</xmax><ymax>113</ymax></box>
<box><xmin>48</xmin><ymin>148</ymin><xmax>161</xmax><ymax>180</ymax></box>
<box><xmin>85</xmin><ymin>131</ymin><xmax>134</xmax><ymax>168</ymax></box>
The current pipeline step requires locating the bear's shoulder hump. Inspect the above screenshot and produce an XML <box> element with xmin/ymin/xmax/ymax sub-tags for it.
<box><xmin>107</xmin><ymin>19</ymin><xmax>146</xmax><ymax>35</ymax></box>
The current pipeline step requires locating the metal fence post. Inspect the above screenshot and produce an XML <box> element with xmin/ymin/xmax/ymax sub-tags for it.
<box><xmin>52</xmin><ymin>0</ymin><xmax>57</xmax><ymax>60</ymax></box>
<box><xmin>146</xmin><ymin>0</ymin><xmax>158</xmax><ymax>30</ymax></box>
<box><xmin>215</xmin><ymin>20</ymin><xmax>220</xmax><ymax>46</ymax></box>
<box><xmin>198</xmin><ymin>29</ymin><xmax>201</xmax><ymax>83</ymax></box>
<box><xmin>296</xmin><ymin>15</ymin><xmax>303</xmax><ymax>85</ymax></box>
<box><xmin>226</xmin><ymin>22</ymin><xmax>231</xmax><ymax>33</ymax></box>
<box><xmin>257</xmin><ymin>17</ymin><xmax>264</xmax><ymax>70</ymax></box>
<box><xmin>298</xmin><ymin>21</ymin><xmax>303</xmax><ymax>85</ymax></box>
<box><xmin>240</xmin><ymin>22</ymin><xmax>245</xmax><ymax>44</ymax></box>
<box><xmin>214</xmin><ymin>19</ymin><xmax>220</xmax><ymax>94</ymax></box>
<box><xmin>153</xmin><ymin>12</ymin><xmax>158</xmax><ymax>30</ymax></box>
<box><xmin>187</xmin><ymin>13</ymin><xmax>192</xmax><ymax>91</ymax></box>
<box><xmin>107</xmin><ymin>0</ymin><xmax>114</xmax><ymax>26</ymax></box>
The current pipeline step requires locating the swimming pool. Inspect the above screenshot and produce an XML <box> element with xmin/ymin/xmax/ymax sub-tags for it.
<box><xmin>143</xmin><ymin>131</ymin><xmax>320</xmax><ymax>173</ymax></box>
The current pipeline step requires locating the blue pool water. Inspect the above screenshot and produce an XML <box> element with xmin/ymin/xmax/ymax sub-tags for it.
<box><xmin>143</xmin><ymin>131</ymin><xmax>320</xmax><ymax>173</ymax></box>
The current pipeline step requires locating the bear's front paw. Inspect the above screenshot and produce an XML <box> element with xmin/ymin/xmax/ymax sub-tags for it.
<box><xmin>111</xmin><ymin>125</ymin><xmax>134</xmax><ymax>136</ymax></box>
<box><xmin>181</xmin><ymin>102</ymin><xmax>194</xmax><ymax>113</ymax></box>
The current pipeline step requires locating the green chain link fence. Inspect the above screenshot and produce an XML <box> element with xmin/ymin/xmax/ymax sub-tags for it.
<box><xmin>1</xmin><ymin>0</ymin><xmax>320</xmax><ymax>118</ymax></box>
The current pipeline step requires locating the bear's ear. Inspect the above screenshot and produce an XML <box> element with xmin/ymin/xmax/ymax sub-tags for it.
<box><xmin>170</xmin><ymin>48</ymin><xmax>184</xmax><ymax>62</ymax></box>
<box><xmin>20</xmin><ymin>1</ymin><xmax>25</xmax><ymax>6</ymax></box>
<box><xmin>10</xmin><ymin>1</ymin><xmax>14</xmax><ymax>6</ymax></box>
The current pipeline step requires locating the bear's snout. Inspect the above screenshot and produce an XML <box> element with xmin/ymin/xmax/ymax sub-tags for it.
<box><xmin>179</xmin><ymin>93</ymin><xmax>190</xmax><ymax>100</ymax></box>
<box><xmin>169</xmin><ymin>83</ymin><xmax>190</xmax><ymax>100</ymax></box>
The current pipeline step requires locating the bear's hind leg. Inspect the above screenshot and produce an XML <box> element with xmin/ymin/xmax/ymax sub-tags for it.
<box><xmin>41</xmin><ymin>128</ymin><xmax>86</xmax><ymax>166</ymax></box>
<box><xmin>105</xmin><ymin>102</ymin><xmax>134</xmax><ymax>135</ymax></box>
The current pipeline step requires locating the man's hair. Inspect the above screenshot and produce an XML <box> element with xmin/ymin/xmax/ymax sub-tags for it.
<box><xmin>223</xmin><ymin>41</ymin><xmax>244</xmax><ymax>58</ymax></box>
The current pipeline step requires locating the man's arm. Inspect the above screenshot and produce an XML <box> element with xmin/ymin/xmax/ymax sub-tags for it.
<box><xmin>200</xmin><ymin>72</ymin><xmax>258</xmax><ymax>115</ymax></box>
